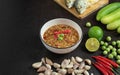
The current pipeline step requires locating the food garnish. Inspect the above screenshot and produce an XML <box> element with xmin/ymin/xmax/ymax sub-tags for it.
<box><xmin>85</xmin><ymin>38</ymin><xmax>100</xmax><ymax>52</ymax></box>
<box><xmin>53</xmin><ymin>29</ymin><xmax>71</xmax><ymax>40</ymax></box>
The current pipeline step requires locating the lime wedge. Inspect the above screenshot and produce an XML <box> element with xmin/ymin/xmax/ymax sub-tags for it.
<box><xmin>85</xmin><ymin>38</ymin><xmax>100</xmax><ymax>52</ymax></box>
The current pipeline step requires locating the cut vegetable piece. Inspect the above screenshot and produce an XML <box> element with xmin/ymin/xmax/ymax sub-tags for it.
<box><xmin>85</xmin><ymin>38</ymin><xmax>100</xmax><ymax>52</ymax></box>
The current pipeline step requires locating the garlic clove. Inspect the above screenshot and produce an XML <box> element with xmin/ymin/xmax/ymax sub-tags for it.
<box><xmin>32</xmin><ymin>61</ymin><xmax>42</xmax><ymax>69</ymax></box>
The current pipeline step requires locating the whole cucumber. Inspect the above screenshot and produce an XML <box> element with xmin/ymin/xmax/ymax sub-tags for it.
<box><xmin>117</xmin><ymin>26</ymin><xmax>120</xmax><ymax>34</ymax></box>
<box><xmin>107</xmin><ymin>19</ymin><xmax>120</xmax><ymax>30</ymax></box>
<box><xmin>101</xmin><ymin>8</ymin><xmax>120</xmax><ymax>24</ymax></box>
<box><xmin>96</xmin><ymin>2</ymin><xmax>120</xmax><ymax>21</ymax></box>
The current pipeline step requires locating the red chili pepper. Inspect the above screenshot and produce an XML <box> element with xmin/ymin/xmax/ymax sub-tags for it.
<box><xmin>97</xmin><ymin>60</ymin><xmax>112</xmax><ymax>71</ymax></box>
<box><xmin>62</xmin><ymin>29</ymin><xmax>71</xmax><ymax>34</ymax></box>
<box><xmin>54</xmin><ymin>34</ymin><xmax>58</xmax><ymax>39</ymax></box>
<box><xmin>97</xmin><ymin>56</ymin><xmax>119</xmax><ymax>68</ymax></box>
<box><xmin>54</xmin><ymin>31</ymin><xmax>61</xmax><ymax>35</ymax></box>
<box><xmin>93</xmin><ymin>63</ymin><xmax>109</xmax><ymax>75</ymax></box>
<box><xmin>92</xmin><ymin>56</ymin><xmax>112</xmax><ymax>67</ymax></box>
<box><xmin>95</xmin><ymin>62</ymin><xmax>114</xmax><ymax>75</ymax></box>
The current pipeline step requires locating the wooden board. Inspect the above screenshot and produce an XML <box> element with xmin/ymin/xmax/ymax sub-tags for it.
<box><xmin>54</xmin><ymin>0</ymin><xmax>109</xmax><ymax>19</ymax></box>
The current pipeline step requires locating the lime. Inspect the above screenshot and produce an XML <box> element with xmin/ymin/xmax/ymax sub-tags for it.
<box><xmin>88</xmin><ymin>26</ymin><xmax>103</xmax><ymax>41</ymax></box>
<box><xmin>85</xmin><ymin>38</ymin><xmax>100</xmax><ymax>52</ymax></box>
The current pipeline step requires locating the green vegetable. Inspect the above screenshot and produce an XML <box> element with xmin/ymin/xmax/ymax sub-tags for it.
<box><xmin>100</xmin><ymin>41</ymin><xmax>104</xmax><ymax>45</ymax></box>
<box><xmin>103</xmin><ymin>50</ymin><xmax>108</xmax><ymax>55</ymax></box>
<box><xmin>104</xmin><ymin>42</ymin><xmax>108</xmax><ymax>46</ymax></box>
<box><xmin>96</xmin><ymin>2</ymin><xmax>120</xmax><ymax>21</ymax></box>
<box><xmin>116</xmin><ymin>60</ymin><xmax>120</xmax><ymax>64</ymax></box>
<box><xmin>86</xmin><ymin>22</ymin><xmax>91</xmax><ymax>27</ymax></box>
<box><xmin>108</xmin><ymin>54</ymin><xmax>114</xmax><ymax>59</ymax></box>
<box><xmin>112</xmin><ymin>41</ymin><xmax>117</xmax><ymax>46</ymax></box>
<box><xmin>106</xmin><ymin>36</ymin><xmax>112</xmax><ymax>41</ymax></box>
<box><xmin>112</xmin><ymin>48</ymin><xmax>117</xmax><ymax>52</ymax></box>
<box><xmin>106</xmin><ymin>48</ymin><xmax>110</xmax><ymax>52</ymax></box>
<box><xmin>118</xmin><ymin>44</ymin><xmax>120</xmax><ymax>48</ymax></box>
<box><xmin>57</xmin><ymin>34</ymin><xmax>64</xmax><ymax>41</ymax></box>
<box><xmin>117</xmin><ymin>26</ymin><xmax>120</xmax><ymax>34</ymax></box>
<box><xmin>117</xmin><ymin>40</ymin><xmax>120</xmax><ymax>44</ymax></box>
<box><xmin>108</xmin><ymin>45</ymin><xmax>113</xmax><ymax>49</ymax></box>
<box><xmin>101</xmin><ymin>46</ymin><xmax>106</xmax><ymax>50</ymax></box>
<box><xmin>116</xmin><ymin>55</ymin><xmax>120</xmax><ymax>60</ymax></box>
<box><xmin>59</xmin><ymin>34</ymin><xmax>64</xmax><ymax>37</ymax></box>
<box><xmin>117</xmin><ymin>49</ymin><xmax>120</xmax><ymax>54</ymax></box>
<box><xmin>107</xmin><ymin>19</ymin><xmax>120</xmax><ymax>30</ymax></box>
<box><xmin>58</xmin><ymin>37</ymin><xmax>63</xmax><ymax>40</ymax></box>
<box><xmin>101</xmin><ymin>8</ymin><xmax>120</xmax><ymax>24</ymax></box>
<box><xmin>111</xmin><ymin>51</ymin><xmax>117</xmax><ymax>56</ymax></box>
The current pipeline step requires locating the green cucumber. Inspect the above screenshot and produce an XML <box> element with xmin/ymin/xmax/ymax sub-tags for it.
<box><xmin>117</xmin><ymin>26</ymin><xmax>120</xmax><ymax>34</ymax></box>
<box><xmin>107</xmin><ymin>19</ymin><xmax>120</xmax><ymax>30</ymax></box>
<box><xmin>101</xmin><ymin>8</ymin><xmax>120</xmax><ymax>24</ymax></box>
<box><xmin>96</xmin><ymin>2</ymin><xmax>120</xmax><ymax>21</ymax></box>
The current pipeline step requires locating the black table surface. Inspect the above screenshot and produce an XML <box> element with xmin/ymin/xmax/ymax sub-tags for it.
<box><xmin>0</xmin><ymin>0</ymin><xmax>120</xmax><ymax>75</ymax></box>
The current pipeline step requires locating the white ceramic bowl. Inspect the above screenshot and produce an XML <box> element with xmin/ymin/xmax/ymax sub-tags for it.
<box><xmin>40</xmin><ymin>18</ymin><xmax>83</xmax><ymax>54</ymax></box>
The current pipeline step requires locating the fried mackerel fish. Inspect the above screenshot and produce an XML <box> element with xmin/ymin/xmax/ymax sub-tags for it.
<box><xmin>65</xmin><ymin>0</ymin><xmax>99</xmax><ymax>14</ymax></box>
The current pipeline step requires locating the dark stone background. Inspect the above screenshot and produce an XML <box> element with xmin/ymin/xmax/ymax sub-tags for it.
<box><xmin>0</xmin><ymin>0</ymin><xmax>120</xmax><ymax>75</ymax></box>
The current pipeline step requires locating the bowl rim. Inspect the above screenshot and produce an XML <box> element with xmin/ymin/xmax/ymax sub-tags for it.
<box><xmin>40</xmin><ymin>18</ymin><xmax>83</xmax><ymax>49</ymax></box>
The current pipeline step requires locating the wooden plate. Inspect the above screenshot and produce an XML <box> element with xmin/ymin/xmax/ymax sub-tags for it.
<box><xmin>54</xmin><ymin>0</ymin><xmax>109</xmax><ymax>19</ymax></box>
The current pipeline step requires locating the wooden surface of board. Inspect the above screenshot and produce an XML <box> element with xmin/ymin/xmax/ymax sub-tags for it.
<box><xmin>54</xmin><ymin>0</ymin><xmax>109</xmax><ymax>19</ymax></box>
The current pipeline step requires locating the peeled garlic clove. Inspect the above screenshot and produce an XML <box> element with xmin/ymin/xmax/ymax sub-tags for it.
<box><xmin>84</xmin><ymin>70</ymin><xmax>89</xmax><ymax>75</ymax></box>
<box><xmin>71</xmin><ymin>57</ymin><xmax>79</xmax><ymax>65</ymax></box>
<box><xmin>45</xmin><ymin>57</ymin><xmax>53</xmax><ymax>65</ymax></box>
<box><xmin>74</xmin><ymin>69</ymin><xmax>85</xmax><ymax>74</ymax></box>
<box><xmin>41</xmin><ymin>57</ymin><xmax>46</xmax><ymax>64</ymax></box>
<box><xmin>61</xmin><ymin>59</ymin><xmax>70</xmax><ymax>68</ymax></box>
<box><xmin>38</xmin><ymin>73</ymin><xmax>44</xmax><ymax>75</ymax></box>
<box><xmin>77</xmin><ymin>74</ymin><xmax>83</xmax><ymax>75</ymax></box>
<box><xmin>72</xmin><ymin>72</ymin><xmax>75</xmax><ymax>75</ymax></box>
<box><xmin>67</xmin><ymin>68</ymin><xmax>74</xmax><ymax>74</ymax></box>
<box><xmin>53</xmin><ymin>63</ymin><xmax>61</xmax><ymax>69</ymax></box>
<box><xmin>73</xmin><ymin>63</ymin><xmax>79</xmax><ymax>69</ymax></box>
<box><xmin>32</xmin><ymin>61</ymin><xmax>42</xmax><ymax>69</ymax></box>
<box><xmin>91</xmin><ymin>73</ymin><xmax>94</xmax><ymax>75</ymax></box>
<box><xmin>66</xmin><ymin>62</ymin><xmax>73</xmax><ymax>69</ymax></box>
<box><xmin>58</xmin><ymin>69</ymin><xmax>67</xmax><ymax>75</ymax></box>
<box><xmin>51</xmin><ymin>72</ymin><xmax>58</xmax><ymax>75</ymax></box>
<box><xmin>76</xmin><ymin>56</ymin><xmax>83</xmax><ymax>63</ymax></box>
<box><xmin>44</xmin><ymin>69</ymin><xmax>52</xmax><ymax>75</ymax></box>
<box><xmin>37</xmin><ymin>66</ymin><xmax>47</xmax><ymax>72</ymax></box>
<box><xmin>85</xmin><ymin>59</ymin><xmax>91</xmax><ymax>65</ymax></box>
<box><xmin>46</xmin><ymin>64</ymin><xmax>51</xmax><ymax>69</ymax></box>
<box><xmin>79</xmin><ymin>62</ymin><xmax>85</xmax><ymax>69</ymax></box>
<box><xmin>84</xmin><ymin>65</ymin><xmax>91</xmax><ymax>70</ymax></box>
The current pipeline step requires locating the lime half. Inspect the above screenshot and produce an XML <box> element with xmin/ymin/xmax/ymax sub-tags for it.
<box><xmin>85</xmin><ymin>38</ymin><xmax>100</xmax><ymax>52</ymax></box>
